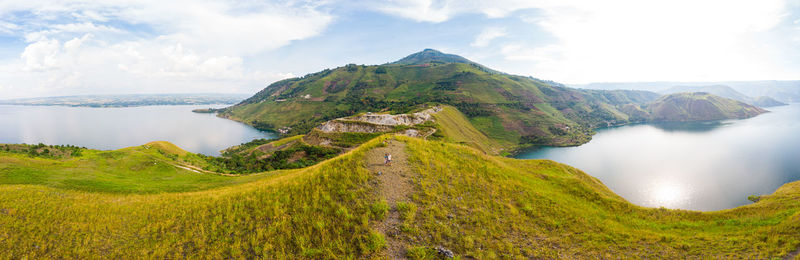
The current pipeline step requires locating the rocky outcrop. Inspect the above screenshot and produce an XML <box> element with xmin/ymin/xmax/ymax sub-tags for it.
<box><xmin>316</xmin><ymin>107</ymin><xmax>441</xmax><ymax>134</ymax></box>
<box><xmin>316</xmin><ymin>121</ymin><xmax>395</xmax><ymax>133</ymax></box>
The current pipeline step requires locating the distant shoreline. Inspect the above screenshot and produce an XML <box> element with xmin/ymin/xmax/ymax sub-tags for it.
<box><xmin>0</xmin><ymin>93</ymin><xmax>248</xmax><ymax>108</ymax></box>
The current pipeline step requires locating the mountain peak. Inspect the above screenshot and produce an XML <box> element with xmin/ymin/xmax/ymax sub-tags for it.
<box><xmin>389</xmin><ymin>49</ymin><xmax>500</xmax><ymax>73</ymax></box>
<box><xmin>390</xmin><ymin>49</ymin><xmax>474</xmax><ymax>65</ymax></box>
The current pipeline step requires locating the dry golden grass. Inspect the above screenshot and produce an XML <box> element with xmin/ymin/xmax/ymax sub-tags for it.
<box><xmin>0</xmin><ymin>136</ymin><xmax>798</xmax><ymax>258</ymax></box>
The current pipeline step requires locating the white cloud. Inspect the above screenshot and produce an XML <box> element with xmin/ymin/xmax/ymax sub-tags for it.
<box><xmin>508</xmin><ymin>0</ymin><xmax>791</xmax><ymax>83</ymax></box>
<box><xmin>71</xmin><ymin>10</ymin><xmax>109</xmax><ymax>22</ymax></box>
<box><xmin>24</xmin><ymin>22</ymin><xmax>118</xmax><ymax>42</ymax></box>
<box><xmin>20</xmin><ymin>38</ymin><xmax>61</xmax><ymax>71</ymax></box>
<box><xmin>470</xmin><ymin>27</ymin><xmax>507</xmax><ymax>47</ymax></box>
<box><xmin>159</xmin><ymin>43</ymin><xmax>244</xmax><ymax>79</ymax></box>
<box><xmin>0</xmin><ymin>21</ymin><xmax>20</xmax><ymax>34</ymax></box>
<box><xmin>0</xmin><ymin>0</ymin><xmax>333</xmax><ymax>98</ymax></box>
<box><xmin>375</xmin><ymin>0</ymin><xmax>797</xmax><ymax>83</ymax></box>
<box><xmin>373</xmin><ymin>0</ymin><xmax>543</xmax><ymax>23</ymax></box>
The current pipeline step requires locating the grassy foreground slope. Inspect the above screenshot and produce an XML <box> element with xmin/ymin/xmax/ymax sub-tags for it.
<box><xmin>0</xmin><ymin>141</ymin><xmax>268</xmax><ymax>193</ymax></box>
<box><xmin>400</xmin><ymin>136</ymin><xmax>799</xmax><ymax>258</ymax></box>
<box><xmin>0</xmin><ymin>140</ymin><xmax>387</xmax><ymax>258</ymax></box>
<box><xmin>0</xmin><ymin>136</ymin><xmax>798</xmax><ymax>258</ymax></box>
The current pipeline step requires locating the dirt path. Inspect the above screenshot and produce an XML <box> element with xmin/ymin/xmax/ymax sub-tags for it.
<box><xmin>167</xmin><ymin>162</ymin><xmax>239</xmax><ymax>176</ymax></box>
<box><xmin>366</xmin><ymin>139</ymin><xmax>413</xmax><ymax>259</ymax></box>
<box><xmin>784</xmin><ymin>246</ymin><xmax>800</xmax><ymax>260</ymax></box>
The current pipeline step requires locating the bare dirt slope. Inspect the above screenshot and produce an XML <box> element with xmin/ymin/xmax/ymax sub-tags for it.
<box><xmin>366</xmin><ymin>139</ymin><xmax>413</xmax><ymax>259</ymax></box>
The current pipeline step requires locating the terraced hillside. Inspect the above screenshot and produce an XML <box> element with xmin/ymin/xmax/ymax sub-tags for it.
<box><xmin>1</xmin><ymin>136</ymin><xmax>798</xmax><ymax>258</ymax></box>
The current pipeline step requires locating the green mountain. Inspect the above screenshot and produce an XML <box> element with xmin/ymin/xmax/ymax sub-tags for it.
<box><xmin>660</xmin><ymin>85</ymin><xmax>787</xmax><ymax>108</ymax></box>
<box><xmin>388</xmin><ymin>48</ymin><xmax>500</xmax><ymax>73</ymax></box>
<box><xmin>646</xmin><ymin>92</ymin><xmax>766</xmax><ymax>122</ymax></box>
<box><xmin>221</xmin><ymin>49</ymin><xmax>763</xmax><ymax>153</ymax></box>
<box><xmin>2</xmin><ymin>137</ymin><xmax>799</xmax><ymax>258</ymax></box>
<box><xmin>580</xmin><ymin>81</ymin><xmax>800</xmax><ymax>103</ymax></box>
<box><xmin>221</xmin><ymin>49</ymin><xmax>664</xmax><ymax>151</ymax></box>
<box><xmin>752</xmin><ymin>96</ymin><xmax>788</xmax><ymax>107</ymax></box>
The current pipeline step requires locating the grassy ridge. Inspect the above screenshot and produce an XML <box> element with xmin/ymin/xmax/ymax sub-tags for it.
<box><xmin>0</xmin><ymin>140</ymin><xmax>387</xmax><ymax>258</ymax></box>
<box><xmin>399</xmin><ymin>136</ymin><xmax>800</xmax><ymax>258</ymax></box>
<box><xmin>0</xmin><ymin>142</ymin><xmax>269</xmax><ymax>193</ymax></box>
<box><xmin>430</xmin><ymin>105</ymin><xmax>505</xmax><ymax>154</ymax></box>
<box><xmin>0</xmin><ymin>136</ymin><xmax>798</xmax><ymax>258</ymax></box>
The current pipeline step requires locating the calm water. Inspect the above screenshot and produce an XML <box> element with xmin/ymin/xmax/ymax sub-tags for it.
<box><xmin>0</xmin><ymin>105</ymin><xmax>274</xmax><ymax>156</ymax></box>
<box><xmin>516</xmin><ymin>103</ymin><xmax>800</xmax><ymax>211</ymax></box>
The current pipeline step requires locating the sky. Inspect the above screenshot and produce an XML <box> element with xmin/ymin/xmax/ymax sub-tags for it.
<box><xmin>0</xmin><ymin>0</ymin><xmax>799</xmax><ymax>99</ymax></box>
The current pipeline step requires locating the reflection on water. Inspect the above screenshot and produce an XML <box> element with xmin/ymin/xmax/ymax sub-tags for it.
<box><xmin>644</xmin><ymin>178</ymin><xmax>693</xmax><ymax>209</ymax></box>
<box><xmin>515</xmin><ymin>104</ymin><xmax>800</xmax><ymax>211</ymax></box>
<box><xmin>648</xmin><ymin>120</ymin><xmax>730</xmax><ymax>132</ymax></box>
<box><xmin>0</xmin><ymin>105</ymin><xmax>275</xmax><ymax>155</ymax></box>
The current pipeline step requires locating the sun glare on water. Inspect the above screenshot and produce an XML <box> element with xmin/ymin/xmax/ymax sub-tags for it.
<box><xmin>644</xmin><ymin>179</ymin><xmax>692</xmax><ymax>209</ymax></box>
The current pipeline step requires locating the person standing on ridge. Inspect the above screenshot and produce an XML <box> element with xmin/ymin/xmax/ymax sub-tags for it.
<box><xmin>384</xmin><ymin>153</ymin><xmax>392</xmax><ymax>166</ymax></box>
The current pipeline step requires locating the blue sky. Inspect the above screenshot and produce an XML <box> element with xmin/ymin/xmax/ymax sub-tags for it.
<box><xmin>0</xmin><ymin>0</ymin><xmax>798</xmax><ymax>99</ymax></box>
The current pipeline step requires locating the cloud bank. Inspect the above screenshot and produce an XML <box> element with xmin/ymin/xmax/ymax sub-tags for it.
<box><xmin>0</xmin><ymin>0</ymin><xmax>797</xmax><ymax>98</ymax></box>
<box><xmin>0</xmin><ymin>0</ymin><xmax>332</xmax><ymax>98</ymax></box>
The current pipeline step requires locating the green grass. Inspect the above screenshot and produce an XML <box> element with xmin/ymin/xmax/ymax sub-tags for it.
<box><xmin>431</xmin><ymin>105</ymin><xmax>505</xmax><ymax>153</ymax></box>
<box><xmin>647</xmin><ymin>92</ymin><xmax>766</xmax><ymax>121</ymax></box>
<box><xmin>0</xmin><ymin>142</ymin><xmax>269</xmax><ymax>193</ymax></box>
<box><xmin>0</xmin><ymin>136</ymin><xmax>798</xmax><ymax>258</ymax></box>
<box><xmin>0</xmin><ymin>139</ymin><xmax>388</xmax><ymax>258</ymax></box>
<box><xmin>399</xmin><ymin>136</ymin><xmax>800</xmax><ymax>258</ymax></box>
<box><xmin>269</xmin><ymin>134</ymin><xmax>305</xmax><ymax>147</ymax></box>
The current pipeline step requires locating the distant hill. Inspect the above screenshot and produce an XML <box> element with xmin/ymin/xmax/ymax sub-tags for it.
<box><xmin>660</xmin><ymin>85</ymin><xmax>750</xmax><ymax>102</ymax></box>
<box><xmin>221</xmin><ymin>49</ymin><xmax>763</xmax><ymax>153</ymax></box>
<box><xmin>752</xmin><ymin>96</ymin><xmax>787</xmax><ymax>107</ymax></box>
<box><xmin>578</xmin><ymin>81</ymin><xmax>800</xmax><ymax>103</ymax></box>
<box><xmin>660</xmin><ymin>85</ymin><xmax>786</xmax><ymax>108</ymax></box>
<box><xmin>0</xmin><ymin>93</ymin><xmax>249</xmax><ymax>107</ymax></box>
<box><xmin>645</xmin><ymin>92</ymin><xmax>767</xmax><ymax>121</ymax></box>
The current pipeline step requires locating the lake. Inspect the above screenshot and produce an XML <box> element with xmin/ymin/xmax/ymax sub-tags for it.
<box><xmin>515</xmin><ymin>103</ymin><xmax>800</xmax><ymax>211</ymax></box>
<box><xmin>0</xmin><ymin>105</ymin><xmax>275</xmax><ymax>156</ymax></box>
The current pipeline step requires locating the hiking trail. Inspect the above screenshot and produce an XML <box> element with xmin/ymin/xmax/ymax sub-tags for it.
<box><xmin>366</xmin><ymin>139</ymin><xmax>413</xmax><ymax>259</ymax></box>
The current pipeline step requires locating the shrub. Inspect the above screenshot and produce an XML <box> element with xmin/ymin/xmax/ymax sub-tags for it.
<box><xmin>367</xmin><ymin>232</ymin><xmax>386</xmax><ymax>251</ymax></box>
<box><xmin>370</xmin><ymin>200</ymin><xmax>389</xmax><ymax>220</ymax></box>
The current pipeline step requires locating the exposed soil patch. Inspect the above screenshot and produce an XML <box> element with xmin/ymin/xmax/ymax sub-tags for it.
<box><xmin>783</xmin><ymin>246</ymin><xmax>800</xmax><ymax>260</ymax></box>
<box><xmin>366</xmin><ymin>139</ymin><xmax>413</xmax><ymax>259</ymax></box>
<box><xmin>287</xmin><ymin>151</ymin><xmax>307</xmax><ymax>163</ymax></box>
